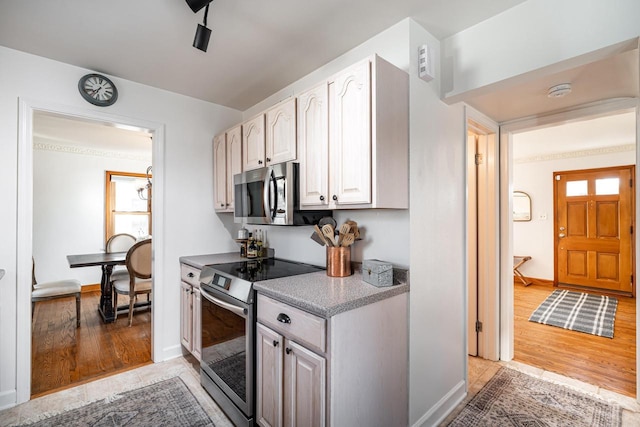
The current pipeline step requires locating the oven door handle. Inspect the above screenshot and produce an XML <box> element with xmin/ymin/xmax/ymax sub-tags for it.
<box><xmin>200</xmin><ymin>288</ymin><xmax>248</xmax><ymax>318</ymax></box>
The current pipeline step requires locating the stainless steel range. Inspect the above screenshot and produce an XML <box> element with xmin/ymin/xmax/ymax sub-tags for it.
<box><xmin>198</xmin><ymin>257</ymin><xmax>324</xmax><ymax>427</ymax></box>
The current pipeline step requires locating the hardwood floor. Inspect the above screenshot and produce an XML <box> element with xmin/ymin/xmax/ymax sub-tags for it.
<box><xmin>31</xmin><ymin>290</ymin><xmax>151</xmax><ymax>398</ymax></box>
<box><xmin>514</xmin><ymin>281</ymin><xmax>636</xmax><ymax>397</ymax></box>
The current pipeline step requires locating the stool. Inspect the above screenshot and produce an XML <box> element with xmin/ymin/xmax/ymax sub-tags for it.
<box><xmin>513</xmin><ymin>256</ymin><xmax>532</xmax><ymax>286</ymax></box>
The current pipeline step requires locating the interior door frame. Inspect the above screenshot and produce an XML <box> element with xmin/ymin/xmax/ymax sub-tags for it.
<box><xmin>465</xmin><ymin>105</ymin><xmax>500</xmax><ymax>361</ymax></box>
<box><xmin>498</xmin><ymin>98</ymin><xmax>639</xmax><ymax>399</ymax></box>
<box><xmin>16</xmin><ymin>98</ymin><xmax>165</xmax><ymax>403</ymax></box>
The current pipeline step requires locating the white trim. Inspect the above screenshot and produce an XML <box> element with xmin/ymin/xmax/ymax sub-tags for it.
<box><xmin>411</xmin><ymin>380</ymin><xmax>466</xmax><ymax>427</ymax></box>
<box><xmin>464</xmin><ymin>105</ymin><xmax>501</xmax><ymax>362</ymax></box>
<box><xmin>33</xmin><ymin>140</ymin><xmax>152</xmax><ymax>162</ymax></box>
<box><xmin>514</xmin><ymin>143</ymin><xmax>635</xmax><ymax>164</ymax></box>
<box><xmin>498</xmin><ymin>98</ymin><xmax>639</xmax><ymax>402</ymax></box>
<box><xmin>16</xmin><ymin>98</ymin><xmax>166</xmax><ymax>404</ymax></box>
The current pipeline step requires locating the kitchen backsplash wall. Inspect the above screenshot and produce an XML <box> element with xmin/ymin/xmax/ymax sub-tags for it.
<box><xmin>236</xmin><ymin>209</ymin><xmax>409</xmax><ymax>268</ymax></box>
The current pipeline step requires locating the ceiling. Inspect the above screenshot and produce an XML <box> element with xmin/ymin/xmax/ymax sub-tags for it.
<box><xmin>0</xmin><ymin>0</ymin><xmax>525</xmax><ymax>111</ymax></box>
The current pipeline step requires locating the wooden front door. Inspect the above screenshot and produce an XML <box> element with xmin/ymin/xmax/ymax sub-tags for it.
<box><xmin>554</xmin><ymin>166</ymin><xmax>635</xmax><ymax>294</ymax></box>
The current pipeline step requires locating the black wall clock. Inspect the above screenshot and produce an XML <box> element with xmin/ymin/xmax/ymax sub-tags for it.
<box><xmin>78</xmin><ymin>73</ymin><xmax>118</xmax><ymax>106</ymax></box>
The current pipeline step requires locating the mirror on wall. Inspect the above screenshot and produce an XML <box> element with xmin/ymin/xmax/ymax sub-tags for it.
<box><xmin>513</xmin><ymin>191</ymin><xmax>531</xmax><ymax>221</ymax></box>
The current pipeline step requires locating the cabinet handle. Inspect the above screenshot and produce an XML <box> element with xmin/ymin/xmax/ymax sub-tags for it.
<box><xmin>266</xmin><ymin>157</ymin><xmax>271</xmax><ymax>162</ymax></box>
<box><xmin>332</xmin><ymin>195</ymin><xmax>338</xmax><ymax>201</ymax></box>
<box><xmin>277</xmin><ymin>313</ymin><xmax>291</xmax><ymax>324</ymax></box>
<box><xmin>220</xmin><ymin>203</ymin><xmax>225</xmax><ymax>207</ymax></box>
<box><xmin>285</xmin><ymin>347</ymin><xmax>292</xmax><ymax>355</ymax></box>
<box><xmin>273</xmin><ymin>340</ymin><xmax>279</xmax><ymax>347</ymax></box>
<box><xmin>319</xmin><ymin>195</ymin><xmax>325</xmax><ymax>201</ymax></box>
<box><xmin>188</xmin><ymin>272</ymin><xmax>194</xmax><ymax>278</ymax></box>
<box><xmin>258</xmin><ymin>160</ymin><xmax>263</xmax><ymax>165</ymax></box>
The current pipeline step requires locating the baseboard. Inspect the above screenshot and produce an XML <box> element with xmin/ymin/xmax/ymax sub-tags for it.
<box><xmin>81</xmin><ymin>283</ymin><xmax>101</xmax><ymax>293</ymax></box>
<box><xmin>513</xmin><ymin>276</ymin><xmax>554</xmax><ymax>287</ymax></box>
<box><xmin>0</xmin><ymin>389</ymin><xmax>17</xmax><ymax>411</ymax></box>
<box><xmin>158</xmin><ymin>344</ymin><xmax>185</xmax><ymax>362</ymax></box>
<box><xmin>412</xmin><ymin>379</ymin><xmax>466</xmax><ymax>427</ymax></box>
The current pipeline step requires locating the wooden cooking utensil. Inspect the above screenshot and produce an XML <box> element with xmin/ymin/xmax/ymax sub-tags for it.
<box><xmin>337</xmin><ymin>222</ymin><xmax>351</xmax><ymax>246</ymax></box>
<box><xmin>314</xmin><ymin>224</ymin><xmax>329</xmax><ymax>246</ymax></box>
<box><xmin>341</xmin><ymin>233</ymin><xmax>355</xmax><ymax>247</ymax></box>
<box><xmin>346</xmin><ymin>220</ymin><xmax>360</xmax><ymax>239</ymax></box>
<box><xmin>322</xmin><ymin>224</ymin><xmax>337</xmax><ymax>247</ymax></box>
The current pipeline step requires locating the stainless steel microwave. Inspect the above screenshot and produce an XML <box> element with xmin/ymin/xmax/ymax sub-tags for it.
<box><xmin>233</xmin><ymin>162</ymin><xmax>327</xmax><ymax>225</ymax></box>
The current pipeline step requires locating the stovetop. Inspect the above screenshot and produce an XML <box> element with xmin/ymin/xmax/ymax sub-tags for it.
<box><xmin>208</xmin><ymin>258</ymin><xmax>324</xmax><ymax>283</ymax></box>
<box><xmin>198</xmin><ymin>258</ymin><xmax>324</xmax><ymax>304</ymax></box>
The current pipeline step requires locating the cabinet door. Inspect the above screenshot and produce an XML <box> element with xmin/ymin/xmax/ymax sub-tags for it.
<box><xmin>329</xmin><ymin>58</ymin><xmax>372</xmax><ymax>205</ymax></box>
<box><xmin>191</xmin><ymin>287</ymin><xmax>202</xmax><ymax>361</ymax></box>
<box><xmin>213</xmin><ymin>133</ymin><xmax>227</xmax><ymax>211</ymax></box>
<box><xmin>284</xmin><ymin>340</ymin><xmax>326</xmax><ymax>427</ymax></box>
<box><xmin>226</xmin><ymin>125</ymin><xmax>243</xmax><ymax>211</ymax></box>
<box><xmin>297</xmin><ymin>84</ymin><xmax>329</xmax><ymax>209</ymax></box>
<box><xmin>266</xmin><ymin>98</ymin><xmax>297</xmax><ymax>165</ymax></box>
<box><xmin>242</xmin><ymin>114</ymin><xmax>266</xmax><ymax>171</ymax></box>
<box><xmin>180</xmin><ymin>281</ymin><xmax>193</xmax><ymax>351</ymax></box>
<box><xmin>257</xmin><ymin>323</ymin><xmax>284</xmax><ymax>427</ymax></box>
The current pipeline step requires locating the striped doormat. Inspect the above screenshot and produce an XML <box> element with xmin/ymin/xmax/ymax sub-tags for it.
<box><xmin>528</xmin><ymin>289</ymin><xmax>618</xmax><ymax>338</ymax></box>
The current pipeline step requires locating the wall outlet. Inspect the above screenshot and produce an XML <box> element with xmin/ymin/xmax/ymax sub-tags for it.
<box><xmin>538</xmin><ymin>213</ymin><xmax>548</xmax><ymax>220</ymax></box>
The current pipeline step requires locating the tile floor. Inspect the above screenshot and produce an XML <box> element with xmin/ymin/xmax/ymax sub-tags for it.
<box><xmin>1</xmin><ymin>356</ymin><xmax>639</xmax><ymax>426</ymax></box>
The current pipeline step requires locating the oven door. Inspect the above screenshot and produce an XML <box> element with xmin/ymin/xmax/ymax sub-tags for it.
<box><xmin>200</xmin><ymin>284</ymin><xmax>254</xmax><ymax>419</ymax></box>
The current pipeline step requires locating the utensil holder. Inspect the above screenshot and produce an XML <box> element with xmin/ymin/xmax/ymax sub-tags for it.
<box><xmin>326</xmin><ymin>246</ymin><xmax>351</xmax><ymax>277</ymax></box>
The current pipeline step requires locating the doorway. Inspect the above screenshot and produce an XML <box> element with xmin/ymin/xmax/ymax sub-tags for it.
<box><xmin>501</xmin><ymin>100</ymin><xmax>639</xmax><ymax>397</ymax></box>
<box><xmin>16</xmin><ymin>99</ymin><xmax>166</xmax><ymax>403</ymax></box>
<box><xmin>30</xmin><ymin>111</ymin><xmax>153</xmax><ymax>396</ymax></box>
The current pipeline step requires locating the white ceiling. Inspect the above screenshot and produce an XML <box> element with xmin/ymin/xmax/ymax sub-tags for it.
<box><xmin>0</xmin><ymin>0</ymin><xmax>525</xmax><ymax>111</ymax></box>
<box><xmin>4</xmin><ymin>1</ymin><xmax>637</xmax><ymax>155</ymax></box>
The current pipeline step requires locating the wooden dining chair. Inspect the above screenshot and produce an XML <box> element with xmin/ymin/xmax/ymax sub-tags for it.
<box><xmin>112</xmin><ymin>239</ymin><xmax>152</xmax><ymax>326</ymax></box>
<box><xmin>106</xmin><ymin>233</ymin><xmax>136</xmax><ymax>282</ymax></box>
<box><xmin>31</xmin><ymin>259</ymin><xmax>81</xmax><ymax>327</ymax></box>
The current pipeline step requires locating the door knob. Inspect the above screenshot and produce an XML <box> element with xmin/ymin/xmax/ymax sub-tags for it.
<box><xmin>559</xmin><ymin>226</ymin><xmax>565</xmax><ymax>231</ymax></box>
<box><xmin>559</xmin><ymin>233</ymin><xmax>565</xmax><ymax>238</ymax></box>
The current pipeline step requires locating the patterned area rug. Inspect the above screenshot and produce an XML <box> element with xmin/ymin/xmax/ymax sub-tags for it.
<box><xmin>22</xmin><ymin>377</ymin><xmax>215</xmax><ymax>427</ymax></box>
<box><xmin>528</xmin><ymin>289</ymin><xmax>618</xmax><ymax>338</ymax></box>
<box><xmin>446</xmin><ymin>367</ymin><xmax>621</xmax><ymax>426</ymax></box>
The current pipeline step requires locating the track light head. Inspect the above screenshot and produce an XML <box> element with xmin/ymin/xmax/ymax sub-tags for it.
<box><xmin>193</xmin><ymin>23</ymin><xmax>212</xmax><ymax>52</ymax></box>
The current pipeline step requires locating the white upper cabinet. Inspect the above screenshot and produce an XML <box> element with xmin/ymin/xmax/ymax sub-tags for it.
<box><xmin>213</xmin><ymin>133</ymin><xmax>228</xmax><ymax>211</ymax></box>
<box><xmin>265</xmin><ymin>98</ymin><xmax>297</xmax><ymax>166</ymax></box>
<box><xmin>297</xmin><ymin>83</ymin><xmax>329</xmax><ymax>207</ymax></box>
<box><xmin>299</xmin><ymin>55</ymin><xmax>408</xmax><ymax>210</ymax></box>
<box><xmin>214</xmin><ymin>125</ymin><xmax>243</xmax><ymax>212</ymax></box>
<box><xmin>243</xmin><ymin>98</ymin><xmax>297</xmax><ymax>172</ymax></box>
<box><xmin>226</xmin><ymin>125</ymin><xmax>242</xmax><ymax>210</ymax></box>
<box><xmin>242</xmin><ymin>114</ymin><xmax>266</xmax><ymax>171</ymax></box>
<box><xmin>329</xmin><ymin>58</ymin><xmax>372</xmax><ymax>206</ymax></box>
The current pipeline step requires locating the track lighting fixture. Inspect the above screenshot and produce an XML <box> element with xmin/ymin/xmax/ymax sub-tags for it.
<box><xmin>186</xmin><ymin>0</ymin><xmax>214</xmax><ymax>52</ymax></box>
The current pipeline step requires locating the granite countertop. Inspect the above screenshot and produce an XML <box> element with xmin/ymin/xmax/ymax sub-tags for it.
<box><xmin>254</xmin><ymin>269</ymin><xmax>409</xmax><ymax>318</ymax></box>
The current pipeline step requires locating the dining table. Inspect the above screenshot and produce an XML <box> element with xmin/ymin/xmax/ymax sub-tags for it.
<box><xmin>67</xmin><ymin>251</ymin><xmax>126</xmax><ymax>323</ymax></box>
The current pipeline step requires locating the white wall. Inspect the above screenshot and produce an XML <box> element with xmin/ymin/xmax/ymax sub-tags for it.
<box><xmin>33</xmin><ymin>141</ymin><xmax>151</xmax><ymax>285</ymax></box>
<box><xmin>513</xmin><ymin>147</ymin><xmax>636</xmax><ymax>280</ymax></box>
<box><xmin>408</xmin><ymin>20</ymin><xmax>466</xmax><ymax>426</ymax></box>
<box><xmin>441</xmin><ymin>0</ymin><xmax>640</xmax><ymax>100</ymax></box>
<box><xmin>0</xmin><ymin>45</ymin><xmax>242</xmax><ymax>408</ymax></box>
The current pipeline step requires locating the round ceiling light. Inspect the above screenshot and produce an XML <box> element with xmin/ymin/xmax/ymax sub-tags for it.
<box><xmin>547</xmin><ymin>83</ymin><xmax>572</xmax><ymax>98</ymax></box>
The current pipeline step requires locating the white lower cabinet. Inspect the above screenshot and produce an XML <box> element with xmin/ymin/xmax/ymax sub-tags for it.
<box><xmin>256</xmin><ymin>323</ymin><xmax>326</xmax><ymax>427</ymax></box>
<box><xmin>256</xmin><ymin>292</ymin><xmax>407</xmax><ymax>427</ymax></box>
<box><xmin>180</xmin><ymin>263</ymin><xmax>201</xmax><ymax>361</ymax></box>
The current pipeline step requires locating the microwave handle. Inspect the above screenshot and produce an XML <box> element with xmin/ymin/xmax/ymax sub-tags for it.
<box><xmin>262</xmin><ymin>169</ymin><xmax>271</xmax><ymax>220</ymax></box>
<box><xmin>270</xmin><ymin>170</ymin><xmax>278</xmax><ymax>220</ymax></box>
<box><xmin>263</xmin><ymin>168</ymin><xmax>277</xmax><ymax>221</ymax></box>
